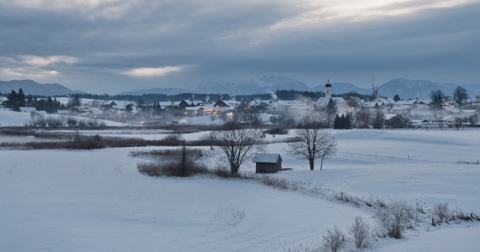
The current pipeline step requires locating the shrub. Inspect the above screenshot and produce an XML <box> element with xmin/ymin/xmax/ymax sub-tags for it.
<box><xmin>322</xmin><ymin>226</ymin><xmax>346</xmax><ymax>252</ymax></box>
<box><xmin>375</xmin><ymin>200</ymin><xmax>415</xmax><ymax>239</ymax></box>
<box><xmin>30</xmin><ymin>112</ymin><xmax>47</xmax><ymax>128</ymax></box>
<box><xmin>432</xmin><ymin>203</ymin><xmax>450</xmax><ymax>224</ymax></box>
<box><xmin>264</xmin><ymin>127</ymin><xmax>288</xmax><ymax>135</ymax></box>
<box><xmin>137</xmin><ymin>161</ymin><xmax>208</xmax><ymax>177</ymax></box>
<box><xmin>131</xmin><ymin>149</ymin><xmax>202</xmax><ymax>160</ymax></box>
<box><xmin>348</xmin><ymin>216</ymin><xmax>370</xmax><ymax>248</ymax></box>
<box><xmin>135</xmin><ymin>146</ymin><xmax>208</xmax><ymax>177</ymax></box>
<box><xmin>47</xmin><ymin>116</ymin><xmax>65</xmax><ymax>128</ymax></box>
<box><xmin>67</xmin><ymin>117</ymin><xmax>78</xmax><ymax>127</ymax></box>
<box><xmin>255</xmin><ymin>176</ymin><xmax>289</xmax><ymax>190</ymax></box>
<box><xmin>161</xmin><ymin>134</ymin><xmax>184</xmax><ymax>145</ymax></box>
<box><xmin>281</xmin><ymin>242</ymin><xmax>322</xmax><ymax>252</ymax></box>
<box><xmin>24</xmin><ymin>140</ymin><xmax>106</xmax><ymax>150</ymax></box>
<box><xmin>212</xmin><ymin>166</ymin><xmax>236</xmax><ymax>178</ymax></box>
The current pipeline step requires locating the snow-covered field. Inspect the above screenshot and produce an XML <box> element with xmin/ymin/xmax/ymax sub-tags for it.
<box><xmin>1</xmin><ymin>126</ymin><xmax>480</xmax><ymax>251</ymax></box>
<box><xmin>0</xmin><ymin>109</ymin><xmax>127</xmax><ymax>127</ymax></box>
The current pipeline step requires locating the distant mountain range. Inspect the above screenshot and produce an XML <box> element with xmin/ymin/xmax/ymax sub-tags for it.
<box><xmin>0</xmin><ymin>80</ymin><xmax>81</xmax><ymax>96</ymax></box>
<box><xmin>2</xmin><ymin>77</ymin><xmax>480</xmax><ymax>100</ymax></box>
<box><xmin>119</xmin><ymin>75</ymin><xmax>311</xmax><ymax>96</ymax></box>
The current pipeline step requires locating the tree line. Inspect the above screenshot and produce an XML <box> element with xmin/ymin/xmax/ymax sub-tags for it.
<box><xmin>3</xmin><ymin>88</ymin><xmax>65</xmax><ymax>113</ymax></box>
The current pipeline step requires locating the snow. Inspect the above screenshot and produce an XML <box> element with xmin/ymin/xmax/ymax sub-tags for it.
<box><xmin>379</xmin><ymin>225</ymin><xmax>480</xmax><ymax>251</ymax></box>
<box><xmin>1</xmin><ymin>127</ymin><xmax>480</xmax><ymax>251</ymax></box>
<box><xmin>0</xmin><ymin>109</ymin><xmax>127</xmax><ymax>127</ymax></box>
<box><xmin>0</xmin><ymin>109</ymin><xmax>32</xmax><ymax>126</ymax></box>
<box><xmin>0</xmin><ymin>148</ymin><xmax>365</xmax><ymax>252</ymax></box>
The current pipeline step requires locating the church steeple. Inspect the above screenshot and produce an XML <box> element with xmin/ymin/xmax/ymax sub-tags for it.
<box><xmin>325</xmin><ymin>79</ymin><xmax>332</xmax><ymax>100</ymax></box>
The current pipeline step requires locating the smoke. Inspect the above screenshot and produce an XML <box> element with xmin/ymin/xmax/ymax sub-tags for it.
<box><xmin>269</xmin><ymin>91</ymin><xmax>278</xmax><ymax>101</ymax></box>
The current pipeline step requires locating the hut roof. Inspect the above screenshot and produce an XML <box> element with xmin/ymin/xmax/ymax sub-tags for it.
<box><xmin>253</xmin><ymin>153</ymin><xmax>282</xmax><ymax>163</ymax></box>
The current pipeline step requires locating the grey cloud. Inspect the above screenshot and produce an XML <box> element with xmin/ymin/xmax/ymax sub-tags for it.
<box><xmin>0</xmin><ymin>1</ymin><xmax>479</xmax><ymax>93</ymax></box>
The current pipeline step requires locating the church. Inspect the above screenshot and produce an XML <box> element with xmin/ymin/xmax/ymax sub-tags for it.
<box><xmin>316</xmin><ymin>80</ymin><xmax>346</xmax><ymax>107</ymax></box>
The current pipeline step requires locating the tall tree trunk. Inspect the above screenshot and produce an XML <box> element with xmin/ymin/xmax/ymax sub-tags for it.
<box><xmin>309</xmin><ymin>159</ymin><xmax>314</xmax><ymax>170</ymax></box>
<box><xmin>320</xmin><ymin>156</ymin><xmax>324</xmax><ymax>170</ymax></box>
<box><xmin>182</xmin><ymin>140</ymin><xmax>187</xmax><ymax>177</ymax></box>
<box><xmin>231</xmin><ymin>164</ymin><xmax>239</xmax><ymax>175</ymax></box>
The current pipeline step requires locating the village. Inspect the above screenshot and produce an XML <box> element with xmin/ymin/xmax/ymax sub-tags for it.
<box><xmin>1</xmin><ymin>82</ymin><xmax>479</xmax><ymax>130</ymax></box>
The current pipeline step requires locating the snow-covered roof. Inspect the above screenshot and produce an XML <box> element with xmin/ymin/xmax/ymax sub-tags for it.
<box><xmin>442</xmin><ymin>115</ymin><xmax>456</xmax><ymax>121</ymax></box>
<box><xmin>253</xmin><ymin>153</ymin><xmax>282</xmax><ymax>163</ymax></box>
<box><xmin>57</xmin><ymin>110</ymin><xmax>70</xmax><ymax>114</ymax></box>
<box><xmin>19</xmin><ymin>107</ymin><xmax>37</xmax><ymax>113</ymax></box>
<box><xmin>317</xmin><ymin>97</ymin><xmax>346</xmax><ymax>104</ymax></box>
<box><xmin>185</xmin><ymin>106</ymin><xmax>204</xmax><ymax>111</ymax></box>
<box><xmin>410</xmin><ymin>110</ymin><xmax>433</xmax><ymax>116</ymax></box>
<box><xmin>372</xmin><ymin>97</ymin><xmax>391</xmax><ymax>104</ymax></box>
<box><xmin>414</xmin><ymin>104</ymin><xmax>430</xmax><ymax>109</ymax></box>
<box><xmin>384</xmin><ymin>114</ymin><xmax>398</xmax><ymax>120</ymax></box>
<box><xmin>202</xmin><ymin>104</ymin><xmax>235</xmax><ymax>112</ymax></box>
<box><xmin>221</xmin><ymin>100</ymin><xmax>242</xmax><ymax>107</ymax></box>
<box><xmin>444</xmin><ymin>107</ymin><xmax>460</xmax><ymax>113</ymax></box>
<box><xmin>396</xmin><ymin>100</ymin><xmax>415</xmax><ymax>105</ymax></box>
<box><xmin>249</xmin><ymin>99</ymin><xmax>271</xmax><ymax>107</ymax></box>
<box><xmin>362</xmin><ymin>102</ymin><xmax>382</xmax><ymax>108</ymax></box>
<box><xmin>90</xmin><ymin>108</ymin><xmax>104</xmax><ymax>115</ymax></box>
<box><xmin>390</xmin><ymin>105</ymin><xmax>409</xmax><ymax>110</ymax></box>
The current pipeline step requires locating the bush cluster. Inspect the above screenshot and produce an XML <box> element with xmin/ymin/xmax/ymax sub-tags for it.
<box><xmin>137</xmin><ymin>161</ymin><xmax>209</xmax><ymax>177</ymax></box>
<box><xmin>263</xmin><ymin>127</ymin><xmax>289</xmax><ymax>135</ymax></box>
<box><xmin>375</xmin><ymin>200</ymin><xmax>415</xmax><ymax>239</ymax></box>
<box><xmin>28</xmin><ymin>112</ymin><xmax>107</xmax><ymax>129</ymax></box>
<box><xmin>24</xmin><ymin>140</ymin><xmax>106</xmax><ymax>150</ymax></box>
<box><xmin>136</xmin><ymin>147</ymin><xmax>208</xmax><ymax>177</ymax></box>
<box><xmin>283</xmin><ymin>216</ymin><xmax>370</xmax><ymax>252</ymax></box>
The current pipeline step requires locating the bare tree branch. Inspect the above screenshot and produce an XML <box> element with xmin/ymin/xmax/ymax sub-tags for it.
<box><xmin>288</xmin><ymin>114</ymin><xmax>337</xmax><ymax>170</ymax></box>
<box><xmin>212</xmin><ymin>120</ymin><xmax>263</xmax><ymax>174</ymax></box>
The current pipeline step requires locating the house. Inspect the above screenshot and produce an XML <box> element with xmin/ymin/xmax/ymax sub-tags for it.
<box><xmin>184</xmin><ymin>106</ymin><xmax>205</xmax><ymax>116</ymax></box>
<box><xmin>213</xmin><ymin>100</ymin><xmax>229</xmax><ymax>107</ymax></box>
<box><xmin>268</xmin><ymin>100</ymin><xmax>311</xmax><ymax>113</ymax></box>
<box><xmin>177</xmin><ymin>100</ymin><xmax>191</xmax><ymax>109</ymax></box>
<box><xmin>253</xmin><ymin>153</ymin><xmax>282</xmax><ymax>173</ymax></box>
<box><xmin>384</xmin><ymin>114</ymin><xmax>408</xmax><ymax>128</ymax></box>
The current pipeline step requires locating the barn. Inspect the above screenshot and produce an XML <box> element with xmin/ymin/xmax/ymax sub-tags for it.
<box><xmin>253</xmin><ymin>153</ymin><xmax>282</xmax><ymax>173</ymax></box>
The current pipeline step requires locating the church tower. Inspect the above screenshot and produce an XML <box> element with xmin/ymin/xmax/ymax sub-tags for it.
<box><xmin>325</xmin><ymin>79</ymin><xmax>332</xmax><ymax>100</ymax></box>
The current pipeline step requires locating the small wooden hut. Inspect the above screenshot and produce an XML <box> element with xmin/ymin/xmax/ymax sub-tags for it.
<box><xmin>253</xmin><ymin>153</ymin><xmax>282</xmax><ymax>173</ymax></box>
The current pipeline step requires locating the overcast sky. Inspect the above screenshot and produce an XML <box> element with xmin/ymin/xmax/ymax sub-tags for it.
<box><xmin>1</xmin><ymin>0</ymin><xmax>479</xmax><ymax>94</ymax></box>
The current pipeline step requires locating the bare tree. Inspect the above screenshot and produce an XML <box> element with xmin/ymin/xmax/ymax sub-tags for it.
<box><xmin>356</xmin><ymin>107</ymin><xmax>371</xmax><ymax>128</ymax></box>
<box><xmin>348</xmin><ymin>216</ymin><xmax>370</xmax><ymax>248</ymax></box>
<box><xmin>322</xmin><ymin>226</ymin><xmax>346</xmax><ymax>252</ymax></box>
<box><xmin>372</xmin><ymin>109</ymin><xmax>385</xmax><ymax>129</ymax></box>
<box><xmin>433</xmin><ymin>203</ymin><xmax>450</xmax><ymax>224</ymax></box>
<box><xmin>469</xmin><ymin>113</ymin><xmax>478</xmax><ymax>127</ymax></box>
<box><xmin>212</xmin><ymin>120</ymin><xmax>263</xmax><ymax>174</ymax></box>
<box><xmin>375</xmin><ymin>200</ymin><xmax>415</xmax><ymax>239</ymax></box>
<box><xmin>288</xmin><ymin>114</ymin><xmax>337</xmax><ymax>170</ymax></box>
<box><xmin>453</xmin><ymin>86</ymin><xmax>468</xmax><ymax>105</ymax></box>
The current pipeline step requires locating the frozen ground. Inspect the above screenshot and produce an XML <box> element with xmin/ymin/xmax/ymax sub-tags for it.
<box><xmin>1</xmin><ymin>127</ymin><xmax>480</xmax><ymax>251</ymax></box>
<box><xmin>0</xmin><ymin>109</ymin><xmax>127</xmax><ymax>127</ymax></box>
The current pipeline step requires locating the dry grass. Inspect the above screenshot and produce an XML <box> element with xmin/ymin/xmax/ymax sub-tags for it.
<box><xmin>137</xmin><ymin>161</ymin><xmax>209</xmax><ymax>177</ymax></box>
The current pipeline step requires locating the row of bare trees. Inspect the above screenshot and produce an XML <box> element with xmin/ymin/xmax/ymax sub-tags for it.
<box><xmin>211</xmin><ymin>113</ymin><xmax>337</xmax><ymax>174</ymax></box>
